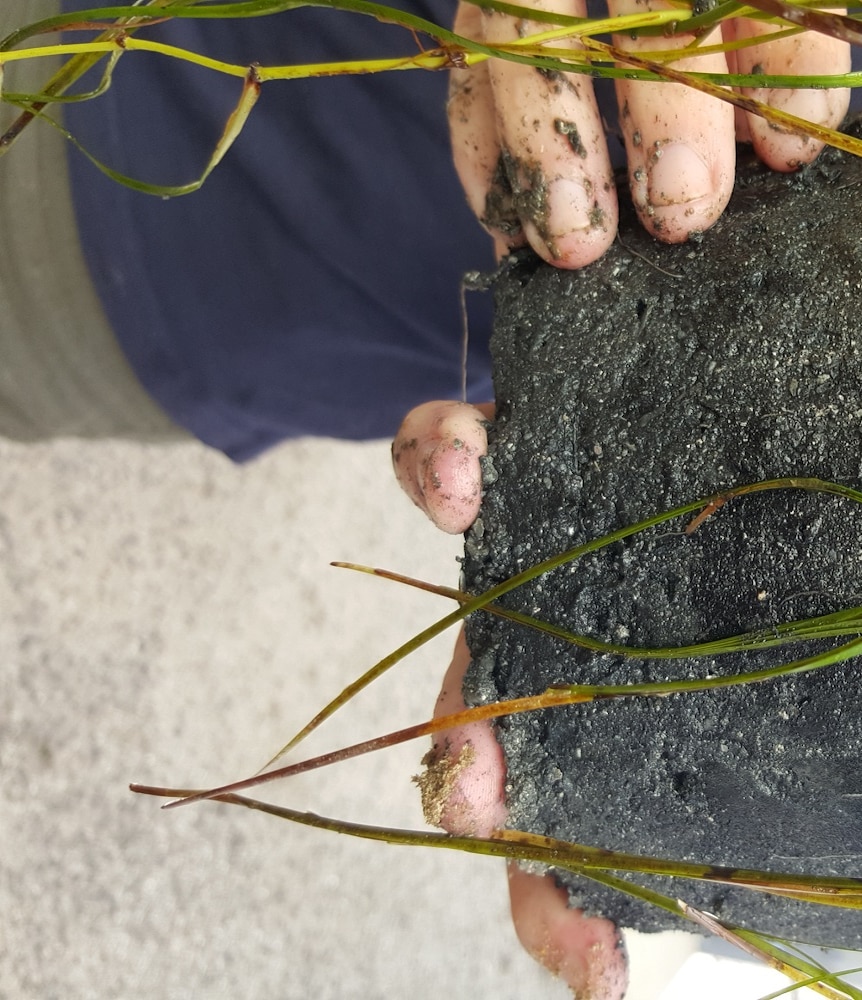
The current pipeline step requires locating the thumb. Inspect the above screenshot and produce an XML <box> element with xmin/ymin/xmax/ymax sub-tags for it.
<box><xmin>392</xmin><ymin>400</ymin><xmax>493</xmax><ymax>534</ymax></box>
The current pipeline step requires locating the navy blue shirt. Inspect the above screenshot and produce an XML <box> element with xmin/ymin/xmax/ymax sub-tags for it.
<box><xmin>62</xmin><ymin>2</ymin><xmax>496</xmax><ymax>459</ymax></box>
<box><xmin>61</xmin><ymin>4</ymin><xmax>860</xmax><ymax>460</ymax></box>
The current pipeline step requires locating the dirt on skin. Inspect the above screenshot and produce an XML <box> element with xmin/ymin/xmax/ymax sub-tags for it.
<box><xmin>483</xmin><ymin>144</ymin><xmax>607</xmax><ymax>258</ymax></box>
<box><xmin>462</xmin><ymin>118</ymin><xmax>862</xmax><ymax>945</ymax></box>
<box><xmin>414</xmin><ymin>742</ymin><xmax>477</xmax><ymax>829</ymax></box>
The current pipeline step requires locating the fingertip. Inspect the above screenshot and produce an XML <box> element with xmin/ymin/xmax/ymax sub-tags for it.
<box><xmin>420</xmin><ymin>438</ymin><xmax>484</xmax><ymax>534</ymax></box>
<box><xmin>392</xmin><ymin>401</ymin><xmax>490</xmax><ymax>533</ymax></box>
<box><xmin>746</xmin><ymin>86</ymin><xmax>851</xmax><ymax>171</ymax></box>
<box><xmin>420</xmin><ymin>631</ymin><xmax>508</xmax><ymax>838</ymax></box>
<box><xmin>482</xmin><ymin>14</ymin><xmax>619</xmax><ymax>272</ymax></box>
<box><xmin>730</xmin><ymin>22</ymin><xmax>850</xmax><ymax>172</ymax></box>
<box><xmin>508</xmin><ymin>864</ymin><xmax>628</xmax><ymax>999</ymax></box>
<box><xmin>629</xmin><ymin>139</ymin><xmax>734</xmax><ymax>245</ymax></box>
<box><xmin>524</xmin><ymin>187</ymin><xmax>619</xmax><ymax>269</ymax></box>
<box><xmin>420</xmin><ymin>727</ymin><xmax>508</xmax><ymax>837</ymax></box>
<box><xmin>615</xmin><ymin>35</ymin><xmax>735</xmax><ymax>245</ymax></box>
<box><xmin>422</xmin><ymin>402</ymin><xmax>489</xmax><ymax>533</ymax></box>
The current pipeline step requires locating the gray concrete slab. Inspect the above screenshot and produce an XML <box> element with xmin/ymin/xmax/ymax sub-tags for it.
<box><xmin>0</xmin><ymin>436</ymin><xmax>568</xmax><ymax>1000</ymax></box>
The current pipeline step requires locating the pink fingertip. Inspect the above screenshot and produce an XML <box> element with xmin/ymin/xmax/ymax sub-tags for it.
<box><xmin>647</xmin><ymin>142</ymin><xmax>714</xmax><ymax>209</ymax></box>
<box><xmin>420</xmin><ymin>439</ymin><xmax>484</xmax><ymax>535</ymax></box>
<box><xmin>524</xmin><ymin>178</ymin><xmax>618</xmax><ymax>269</ymax></box>
<box><xmin>425</xmin><ymin>633</ymin><xmax>508</xmax><ymax>838</ymax></box>
<box><xmin>393</xmin><ymin>401</ymin><xmax>489</xmax><ymax>532</ymax></box>
<box><xmin>749</xmin><ymin>87</ymin><xmax>849</xmax><ymax>171</ymax></box>
<box><xmin>433</xmin><ymin>723</ymin><xmax>508</xmax><ymax>839</ymax></box>
<box><xmin>632</xmin><ymin>141</ymin><xmax>732</xmax><ymax>244</ymax></box>
<box><xmin>508</xmin><ymin>865</ymin><xmax>628</xmax><ymax>999</ymax></box>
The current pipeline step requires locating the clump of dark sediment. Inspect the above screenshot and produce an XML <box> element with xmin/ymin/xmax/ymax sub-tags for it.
<box><xmin>461</xmin><ymin>118</ymin><xmax>862</xmax><ymax>945</ymax></box>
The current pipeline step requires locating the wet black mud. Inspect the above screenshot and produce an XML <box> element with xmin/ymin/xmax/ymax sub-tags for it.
<box><xmin>462</xmin><ymin>119</ymin><xmax>862</xmax><ymax>944</ymax></box>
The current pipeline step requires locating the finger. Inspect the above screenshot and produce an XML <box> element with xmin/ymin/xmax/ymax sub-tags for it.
<box><xmin>417</xmin><ymin>629</ymin><xmax>508</xmax><ymax>837</ymax></box>
<box><xmin>508</xmin><ymin>864</ymin><xmax>629</xmax><ymax>998</ymax></box>
<box><xmin>450</xmin><ymin>2</ymin><xmax>527</xmax><ymax>260</ymax></box>
<box><xmin>421</xmin><ymin>634</ymin><xmax>629</xmax><ymax>995</ymax></box>
<box><xmin>728</xmin><ymin>19</ymin><xmax>851</xmax><ymax>170</ymax></box>
<box><xmin>612</xmin><ymin>0</ymin><xmax>735</xmax><ymax>243</ymax></box>
<box><xmin>483</xmin><ymin>0</ymin><xmax>618</xmax><ymax>268</ymax></box>
<box><xmin>392</xmin><ymin>400</ymin><xmax>492</xmax><ymax>534</ymax></box>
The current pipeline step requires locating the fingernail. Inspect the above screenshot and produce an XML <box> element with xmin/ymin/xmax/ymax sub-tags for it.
<box><xmin>523</xmin><ymin>178</ymin><xmax>608</xmax><ymax>261</ymax></box>
<box><xmin>762</xmin><ymin>87</ymin><xmax>830</xmax><ymax>126</ymax></box>
<box><xmin>546</xmin><ymin>177</ymin><xmax>595</xmax><ymax>232</ymax></box>
<box><xmin>647</xmin><ymin>141</ymin><xmax>714</xmax><ymax>208</ymax></box>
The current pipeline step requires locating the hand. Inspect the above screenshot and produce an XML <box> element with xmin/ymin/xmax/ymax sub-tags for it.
<box><xmin>448</xmin><ymin>0</ymin><xmax>851</xmax><ymax>268</ymax></box>
<box><xmin>392</xmin><ymin>400</ymin><xmax>494</xmax><ymax>534</ymax></box>
<box><xmin>393</xmin><ymin>401</ymin><xmax>630</xmax><ymax>997</ymax></box>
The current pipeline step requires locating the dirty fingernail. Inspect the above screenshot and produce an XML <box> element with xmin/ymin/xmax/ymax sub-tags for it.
<box><xmin>523</xmin><ymin>178</ymin><xmax>605</xmax><ymax>261</ymax></box>
<box><xmin>647</xmin><ymin>142</ymin><xmax>714</xmax><ymax>208</ymax></box>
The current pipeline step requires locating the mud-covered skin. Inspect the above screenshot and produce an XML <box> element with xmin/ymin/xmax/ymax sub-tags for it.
<box><xmin>462</xmin><ymin>120</ymin><xmax>862</xmax><ymax>944</ymax></box>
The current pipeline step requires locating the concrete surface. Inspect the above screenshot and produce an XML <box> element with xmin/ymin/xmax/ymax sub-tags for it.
<box><xmin>0</xmin><ymin>436</ymin><xmax>573</xmax><ymax>1000</ymax></box>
